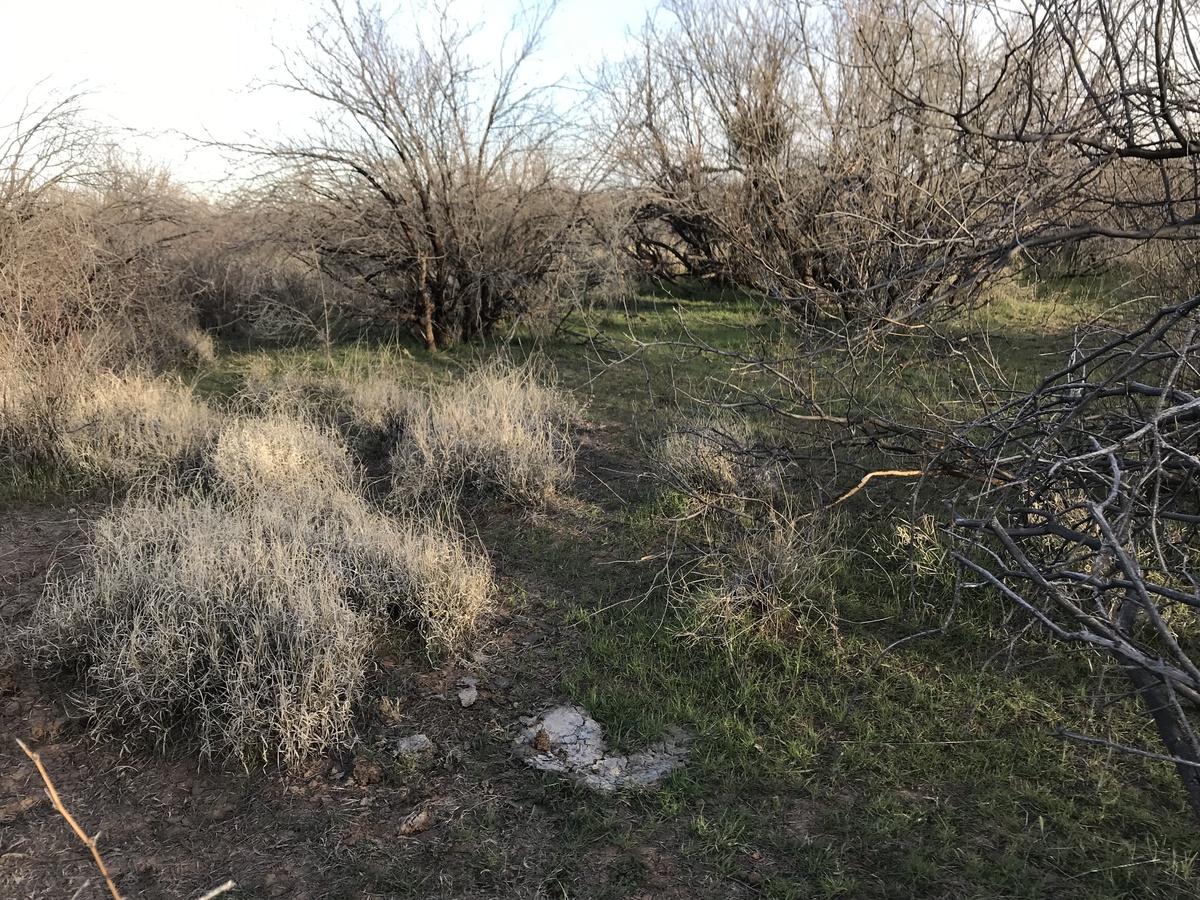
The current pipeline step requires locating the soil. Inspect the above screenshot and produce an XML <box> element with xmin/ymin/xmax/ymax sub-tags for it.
<box><xmin>0</xmin><ymin>428</ymin><xmax>748</xmax><ymax>899</ymax></box>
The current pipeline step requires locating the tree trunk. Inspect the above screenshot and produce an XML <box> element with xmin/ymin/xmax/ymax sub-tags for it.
<box><xmin>416</xmin><ymin>257</ymin><xmax>437</xmax><ymax>352</ymax></box>
<box><xmin>1119</xmin><ymin>663</ymin><xmax>1200</xmax><ymax>820</ymax></box>
<box><xmin>1116</xmin><ymin>594</ymin><xmax>1200</xmax><ymax>820</ymax></box>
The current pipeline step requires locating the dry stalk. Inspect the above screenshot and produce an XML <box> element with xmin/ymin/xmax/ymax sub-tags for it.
<box><xmin>15</xmin><ymin>739</ymin><xmax>238</xmax><ymax>900</ymax></box>
<box><xmin>194</xmin><ymin>880</ymin><xmax>237</xmax><ymax>900</ymax></box>
<box><xmin>16</xmin><ymin>738</ymin><xmax>123</xmax><ymax>900</ymax></box>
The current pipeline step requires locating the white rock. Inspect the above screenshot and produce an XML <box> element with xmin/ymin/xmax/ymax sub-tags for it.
<box><xmin>395</xmin><ymin>733</ymin><xmax>435</xmax><ymax>757</ymax></box>
<box><xmin>513</xmin><ymin>704</ymin><xmax>694</xmax><ymax>792</ymax></box>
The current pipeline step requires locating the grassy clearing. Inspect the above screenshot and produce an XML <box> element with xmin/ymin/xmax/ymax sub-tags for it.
<box><xmin>528</xmin><ymin>281</ymin><xmax>1199</xmax><ymax>897</ymax></box>
<box><xmin>9</xmin><ymin>279</ymin><xmax>1198</xmax><ymax>896</ymax></box>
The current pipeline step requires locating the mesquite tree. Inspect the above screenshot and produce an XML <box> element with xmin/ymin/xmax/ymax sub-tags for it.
<box><xmin>260</xmin><ymin>0</ymin><xmax>589</xmax><ymax>350</ymax></box>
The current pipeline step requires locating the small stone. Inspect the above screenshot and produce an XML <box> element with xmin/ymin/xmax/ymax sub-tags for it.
<box><xmin>395</xmin><ymin>733</ymin><xmax>435</xmax><ymax>757</ymax></box>
<box><xmin>491</xmin><ymin>675</ymin><xmax>512</xmax><ymax>690</ymax></box>
<box><xmin>397</xmin><ymin>808</ymin><xmax>432</xmax><ymax>836</ymax></box>
<box><xmin>457</xmin><ymin>683</ymin><xmax>478</xmax><ymax>708</ymax></box>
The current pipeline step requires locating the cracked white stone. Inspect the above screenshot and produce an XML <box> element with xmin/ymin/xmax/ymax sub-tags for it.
<box><xmin>513</xmin><ymin>704</ymin><xmax>694</xmax><ymax>792</ymax></box>
<box><xmin>457</xmin><ymin>676</ymin><xmax>479</xmax><ymax>708</ymax></box>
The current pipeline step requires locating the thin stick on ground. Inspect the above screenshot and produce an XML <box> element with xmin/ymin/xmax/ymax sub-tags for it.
<box><xmin>194</xmin><ymin>879</ymin><xmax>237</xmax><ymax>900</ymax></box>
<box><xmin>16</xmin><ymin>737</ymin><xmax>123</xmax><ymax>900</ymax></box>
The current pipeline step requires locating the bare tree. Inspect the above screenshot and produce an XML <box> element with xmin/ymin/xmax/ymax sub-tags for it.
<box><xmin>868</xmin><ymin>0</ymin><xmax>1200</xmax><ymax>280</ymax></box>
<box><xmin>596</xmin><ymin>0</ymin><xmax>1200</xmax><ymax>328</ymax></box>
<box><xmin>1</xmin><ymin>89</ymin><xmax>101</xmax><ymax>348</ymax></box>
<box><xmin>620</xmin><ymin>1</ymin><xmax>1200</xmax><ymax>818</ymax></box>
<box><xmin>253</xmin><ymin>0</ymin><xmax>595</xmax><ymax>351</ymax></box>
<box><xmin>594</xmin><ymin>0</ymin><xmax>1021</xmax><ymax>322</ymax></box>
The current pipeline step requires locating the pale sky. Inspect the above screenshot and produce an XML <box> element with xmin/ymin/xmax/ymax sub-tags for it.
<box><xmin>0</xmin><ymin>0</ymin><xmax>657</xmax><ymax>190</ymax></box>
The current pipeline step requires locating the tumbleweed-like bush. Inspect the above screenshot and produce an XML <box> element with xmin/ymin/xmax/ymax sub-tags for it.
<box><xmin>28</xmin><ymin>414</ymin><xmax>494</xmax><ymax>768</ymax></box>
<box><xmin>673</xmin><ymin>512</ymin><xmax>845</xmax><ymax>650</ymax></box>
<box><xmin>391</xmin><ymin>359</ymin><xmax>576</xmax><ymax>507</ymax></box>
<box><xmin>60</xmin><ymin>373</ymin><xmax>217</xmax><ymax>483</ymax></box>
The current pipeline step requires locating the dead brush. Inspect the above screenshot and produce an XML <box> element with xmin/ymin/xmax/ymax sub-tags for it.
<box><xmin>207</xmin><ymin>413</ymin><xmax>355</xmax><ymax>500</ymax></box>
<box><xmin>26</xmin><ymin>412</ymin><xmax>494</xmax><ymax>768</ymax></box>
<box><xmin>0</xmin><ymin>345</ymin><xmax>216</xmax><ymax>484</ymax></box>
<box><xmin>673</xmin><ymin>512</ymin><xmax>846</xmax><ymax>650</ymax></box>
<box><xmin>61</xmin><ymin>372</ymin><xmax>217</xmax><ymax>483</ymax></box>
<box><xmin>238</xmin><ymin>359</ymin><xmax>352</xmax><ymax>422</ymax></box>
<box><xmin>237</xmin><ymin>357</ymin><xmax>419</xmax><ymax>456</ymax></box>
<box><xmin>659</xmin><ymin>413</ymin><xmax>784</xmax><ymax>514</ymax></box>
<box><xmin>390</xmin><ymin>358</ymin><xmax>576</xmax><ymax>507</ymax></box>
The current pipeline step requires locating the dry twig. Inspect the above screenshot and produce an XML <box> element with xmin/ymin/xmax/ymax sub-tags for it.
<box><xmin>16</xmin><ymin>738</ymin><xmax>123</xmax><ymax>900</ymax></box>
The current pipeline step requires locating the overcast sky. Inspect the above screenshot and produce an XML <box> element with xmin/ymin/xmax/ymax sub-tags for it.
<box><xmin>0</xmin><ymin>0</ymin><xmax>656</xmax><ymax>189</ymax></box>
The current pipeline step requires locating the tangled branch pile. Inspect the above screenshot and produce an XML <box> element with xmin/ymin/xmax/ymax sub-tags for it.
<box><xmin>949</xmin><ymin>296</ymin><xmax>1200</xmax><ymax>815</ymax></box>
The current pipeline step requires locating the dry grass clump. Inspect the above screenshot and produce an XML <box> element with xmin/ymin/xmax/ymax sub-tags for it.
<box><xmin>660</xmin><ymin>414</ymin><xmax>784</xmax><ymax>510</ymax></box>
<box><xmin>238</xmin><ymin>358</ymin><xmax>418</xmax><ymax>451</ymax></box>
<box><xmin>27</xmin><ymin>413</ymin><xmax>494</xmax><ymax>768</ymax></box>
<box><xmin>208</xmin><ymin>414</ymin><xmax>354</xmax><ymax>500</ymax></box>
<box><xmin>674</xmin><ymin>513</ymin><xmax>844</xmax><ymax>649</ymax></box>
<box><xmin>0</xmin><ymin>340</ymin><xmax>101</xmax><ymax>468</ymax></box>
<box><xmin>347</xmin><ymin>377</ymin><xmax>421</xmax><ymax>436</ymax></box>
<box><xmin>391</xmin><ymin>359</ymin><xmax>576</xmax><ymax>507</ymax></box>
<box><xmin>0</xmin><ymin>347</ymin><xmax>216</xmax><ymax>484</ymax></box>
<box><xmin>60</xmin><ymin>373</ymin><xmax>216</xmax><ymax>482</ymax></box>
<box><xmin>0</xmin><ymin>358</ymin><xmax>45</xmax><ymax>463</ymax></box>
<box><xmin>239</xmin><ymin>360</ymin><xmax>351</xmax><ymax>421</ymax></box>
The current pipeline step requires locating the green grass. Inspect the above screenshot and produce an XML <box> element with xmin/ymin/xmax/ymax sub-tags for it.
<box><xmin>559</xmin><ymin>521</ymin><xmax>1197</xmax><ymax>897</ymax></box>
<box><xmin>218</xmin><ymin>278</ymin><xmax>1196</xmax><ymax>897</ymax></box>
<box><xmin>11</xmin><ymin>273</ymin><xmax>1199</xmax><ymax>897</ymax></box>
<box><xmin>535</xmin><ymin>276</ymin><xmax>1198</xmax><ymax>897</ymax></box>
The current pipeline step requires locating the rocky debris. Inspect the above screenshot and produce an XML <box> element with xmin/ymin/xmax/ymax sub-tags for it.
<box><xmin>513</xmin><ymin>704</ymin><xmax>695</xmax><ymax>792</ymax></box>
<box><xmin>397</xmin><ymin>807</ymin><xmax>433</xmax><ymax>836</ymax></box>
<box><xmin>395</xmin><ymin>733</ymin><xmax>435</xmax><ymax>757</ymax></box>
<box><xmin>457</xmin><ymin>676</ymin><xmax>479</xmax><ymax>708</ymax></box>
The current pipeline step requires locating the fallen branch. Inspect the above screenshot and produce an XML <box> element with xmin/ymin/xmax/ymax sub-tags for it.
<box><xmin>15</xmin><ymin>738</ymin><xmax>236</xmax><ymax>900</ymax></box>
<box><xmin>16</xmin><ymin>738</ymin><xmax>123</xmax><ymax>900</ymax></box>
